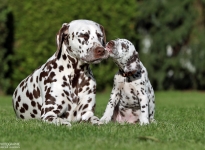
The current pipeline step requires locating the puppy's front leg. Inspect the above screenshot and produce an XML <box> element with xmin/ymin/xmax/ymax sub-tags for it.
<box><xmin>138</xmin><ymin>92</ymin><xmax>150</xmax><ymax>125</ymax></box>
<box><xmin>100</xmin><ymin>87</ymin><xmax>120</xmax><ymax>124</ymax></box>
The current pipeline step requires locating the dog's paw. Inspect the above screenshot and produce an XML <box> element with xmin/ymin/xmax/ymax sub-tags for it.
<box><xmin>61</xmin><ymin>121</ymin><xmax>72</xmax><ymax>127</ymax></box>
<box><xmin>55</xmin><ymin>118</ymin><xmax>72</xmax><ymax>127</ymax></box>
<box><xmin>98</xmin><ymin>119</ymin><xmax>110</xmax><ymax>125</ymax></box>
<box><xmin>150</xmin><ymin>119</ymin><xmax>157</xmax><ymax>124</ymax></box>
<box><xmin>140</xmin><ymin>118</ymin><xmax>149</xmax><ymax>125</ymax></box>
<box><xmin>90</xmin><ymin>116</ymin><xmax>100</xmax><ymax>125</ymax></box>
<box><xmin>99</xmin><ymin>116</ymin><xmax>111</xmax><ymax>125</ymax></box>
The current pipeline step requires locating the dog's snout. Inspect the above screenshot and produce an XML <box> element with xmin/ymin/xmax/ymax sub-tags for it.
<box><xmin>95</xmin><ymin>47</ymin><xmax>105</xmax><ymax>56</ymax></box>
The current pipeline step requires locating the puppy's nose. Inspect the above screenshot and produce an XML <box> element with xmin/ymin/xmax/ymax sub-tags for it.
<box><xmin>95</xmin><ymin>47</ymin><xmax>105</xmax><ymax>56</ymax></box>
<box><xmin>107</xmin><ymin>40</ymin><xmax>115</xmax><ymax>48</ymax></box>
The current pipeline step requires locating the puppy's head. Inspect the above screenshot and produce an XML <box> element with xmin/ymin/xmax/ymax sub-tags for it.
<box><xmin>56</xmin><ymin>20</ymin><xmax>109</xmax><ymax>64</ymax></box>
<box><xmin>106</xmin><ymin>39</ymin><xmax>141</xmax><ymax>73</ymax></box>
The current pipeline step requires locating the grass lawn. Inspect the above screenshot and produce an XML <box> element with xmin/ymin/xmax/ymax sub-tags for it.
<box><xmin>0</xmin><ymin>91</ymin><xmax>205</xmax><ymax>150</ymax></box>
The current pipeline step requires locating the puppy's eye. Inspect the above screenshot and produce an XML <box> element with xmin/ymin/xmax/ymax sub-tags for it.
<box><xmin>83</xmin><ymin>33</ymin><xmax>89</xmax><ymax>40</ymax></box>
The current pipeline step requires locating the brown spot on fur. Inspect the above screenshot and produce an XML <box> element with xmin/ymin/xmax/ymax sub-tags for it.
<box><xmin>17</xmin><ymin>96</ymin><xmax>21</xmax><ymax>102</ymax></box>
<box><xmin>26</xmin><ymin>90</ymin><xmax>33</xmax><ymax>100</ymax></box>
<box><xmin>20</xmin><ymin>114</ymin><xmax>24</xmax><ymax>119</ymax></box>
<box><xmin>45</xmin><ymin>107</ymin><xmax>54</xmax><ymax>113</ymax></box>
<box><xmin>63</xmin><ymin>90</ymin><xmax>69</xmax><ymax>96</ymax></box>
<box><xmin>15</xmin><ymin>101</ymin><xmax>19</xmax><ymax>109</ymax></box>
<box><xmin>121</xmin><ymin>42</ymin><xmax>128</xmax><ymax>50</ymax></box>
<box><xmin>78</xmin><ymin>104</ymin><xmax>83</xmax><ymax>110</ymax></box>
<box><xmin>62</xmin><ymin>76</ymin><xmax>67</xmax><ymax>81</ymax></box>
<box><xmin>57</xmin><ymin>105</ymin><xmax>63</xmax><ymax>110</ymax></box>
<box><xmin>31</xmin><ymin>101</ymin><xmax>36</xmax><ymax>107</ymax></box>
<box><xmin>45</xmin><ymin>100</ymin><xmax>55</xmax><ymax>105</ymax></box>
<box><xmin>30</xmin><ymin>113</ymin><xmax>35</xmax><ymax>118</ymax></box>
<box><xmin>33</xmin><ymin>109</ymin><xmax>38</xmax><ymax>114</ymax></box>
<box><xmin>37</xmin><ymin>102</ymin><xmax>41</xmax><ymax>110</ymax></box>
<box><xmin>39</xmin><ymin>71</ymin><xmax>48</xmax><ymax>82</ymax></box>
<box><xmin>62</xmin><ymin>54</ymin><xmax>67</xmax><ymax>60</ymax></box>
<box><xmin>19</xmin><ymin>81</ymin><xmax>24</xmax><ymax>88</ymax></box>
<box><xmin>14</xmin><ymin>89</ymin><xmax>18</xmax><ymax>98</ymax></box>
<box><xmin>30</xmin><ymin>76</ymin><xmax>33</xmax><ymax>82</ymax></box>
<box><xmin>59</xmin><ymin>66</ymin><xmax>64</xmax><ymax>72</ymax></box>
<box><xmin>53</xmin><ymin>110</ymin><xmax>60</xmax><ymax>114</ymax></box>
<box><xmin>64</xmin><ymin>112</ymin><xmax>69</xmax><ymax>118</ymax></box>
<box><xmin>20</xmin><ymin>107</ymin><xmax>25</xmax><ymax>113</ymax></box>
<box><xmin>81</xmin><ymin>111</ymin><xmax>86</xmax><ymax>116</ymax></box>
<box><xmin>68</xmin><ymin>104</ymin><xmax>71</xmax><ymax>111</ymax></box>
<box><xmin>73</xmin><ymin>111</ymin><xmax>77</xmax><ymax>116</ymax></box>
<box><xmin>83</xmin><ymin>104</ymin><xmax>88</xmax><ymax>110</ymax></box>
<box><xmin>33</xmin><ymin>87</ymin><xmax>40</xmax><ymax>99</ymax></box>
<box><xmin>41</xmin><ymin>108</ymin><xmax>45</xmax><ymax>116</ymax></box>
<box><xmin>87</xmin><ymin>98</ymin><xmax>92</xmax><ymax>103</ymax></box>
<box><xmin>23</xmin><ymin>103</ymin><xmax>28</xmax><ymax>110</ymax></box>
<box><xmin>44</xmin><ymin>72</ymin><xmax>57</xmax><ymax>85</ymax></box>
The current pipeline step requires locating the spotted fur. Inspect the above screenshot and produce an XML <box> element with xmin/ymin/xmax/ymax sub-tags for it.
<box><xmin>12</xmin><ymin>20</ymin><xmax>109</xmax><ymax>126</ymax></box>
<box><xmin>100</xmin><ymin>39</ymin><xmax>155</xmax><ymax>125</ymax></box>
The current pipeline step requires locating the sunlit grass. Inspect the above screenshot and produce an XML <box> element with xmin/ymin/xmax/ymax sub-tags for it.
<box><xmin>0</xmin><ymin>91</ymin><xmax>205</xmax><ymax>150</ymax></box>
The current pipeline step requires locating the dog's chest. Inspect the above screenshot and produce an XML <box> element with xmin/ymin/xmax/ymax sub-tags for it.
<box><xmin>118</xmin><ymin>81</ymin><xmax>140</xmax><ymax>107</ymax></box>
<box><xmin>113</xmin><ymin>80</ymin><xmax>141</xmax><ymax>123</ymax></box>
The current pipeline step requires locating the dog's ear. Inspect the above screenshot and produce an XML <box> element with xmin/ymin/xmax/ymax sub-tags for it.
<box><xmin>124</xmin><ymin>51</ymin><xmax>142</xmax><ymax>73</ymax></box>
<box><xmin>100</xmin><ymin>25</ymin><xmax>106</xmax><ymax>47</ymax></box>
<box><xmin>55</xmin><ymin>24</ymin><xmax>69</xmax><ymax>59</ymax></box>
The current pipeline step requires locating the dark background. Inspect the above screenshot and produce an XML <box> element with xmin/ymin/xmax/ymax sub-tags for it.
<box><xmin>1</xmin><ymin>0</ymin><xmax>205</xmax><ymax>95</ymax></box>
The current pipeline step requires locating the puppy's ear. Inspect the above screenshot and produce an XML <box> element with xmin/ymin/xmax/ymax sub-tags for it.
<box><xmin>100</xmin><ymin>25</ymin><xmax>106</xmax><ymax>47</ymax></box>
<box><xmin>124</xmin><ymin>51</ymin><xmax>142</xmax><ymax>73</ymax></box>
<box><xmin>55</xmin><ymin>24</ymin><xmax>69</xmax><ymax>59</ymax></box>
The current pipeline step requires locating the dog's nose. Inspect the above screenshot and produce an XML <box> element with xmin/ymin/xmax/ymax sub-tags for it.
<box><xmin>95</xmin><ymin>47</ymin><xmax>105</xmax><ymax>56</ymax></box>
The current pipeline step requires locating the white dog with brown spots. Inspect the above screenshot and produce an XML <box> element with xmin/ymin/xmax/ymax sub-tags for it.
<box><xmin>12</xmin><ymin>20</ymin><xmax>109</xmax><ymax>126</ymax></box>
<box><xmin>100</xmin><ymin>39</ymin><xmax>155</xmax><ymax>125</ymax></box>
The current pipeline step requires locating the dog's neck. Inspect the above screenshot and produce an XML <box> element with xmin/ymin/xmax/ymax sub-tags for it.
<box><xmin>119</xmin><ymin>69</ymin><xmax>141</xmax><ymax>78</ymax></box>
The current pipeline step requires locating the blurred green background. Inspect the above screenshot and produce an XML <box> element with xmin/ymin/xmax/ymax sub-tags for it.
<box><xmin>1</xmin><ymin>0</ymin><xmax>205</xmax><ymax>95</ymax></box>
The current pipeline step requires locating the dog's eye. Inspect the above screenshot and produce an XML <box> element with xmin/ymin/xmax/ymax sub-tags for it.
<box><xmin>97</xmin><ymin>33</ymin><xmax>102</xmax><ymax>38</ymax></box>
<box><xmin>79</xmin><ymin>33</ymin><xmax>89</xmax><ymax>41</ymax></box>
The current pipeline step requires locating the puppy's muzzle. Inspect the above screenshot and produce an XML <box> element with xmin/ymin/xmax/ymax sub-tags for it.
<box><xmin>106</xmin><ymin>40</ymin><xmax>115</xmax><ymax>52</ymax></box>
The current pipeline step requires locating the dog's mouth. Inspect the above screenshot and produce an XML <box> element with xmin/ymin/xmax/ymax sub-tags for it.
<box><xmin>81</xmin><ymin>55</ymin><xmax>108</xmax><ymax>64</ymax></box>
<box><xmin>86</xmin><ymin>58</ymin><xmax>103</xmax><ymax>64</ymax></box>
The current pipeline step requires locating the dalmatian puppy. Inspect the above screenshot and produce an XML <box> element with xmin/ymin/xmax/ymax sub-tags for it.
<box><xmin>100</xmin><ymin>39</ymin><xmax>155</xmax><ymax>125</ymax></box>
<box><xmin>12</xmin><ymin>20</ymin><xmax>109</xmax><ymax>126</ymax></box>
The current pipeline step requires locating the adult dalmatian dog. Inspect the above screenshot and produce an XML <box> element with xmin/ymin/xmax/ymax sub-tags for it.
<box><xmin>12</xmin><ymin>19</ymin><xmax>109</xmax><ymax>126</ymax></box>
<box><xmin>100</xmin><ymin>39</ymin><xmax>155</xmax><ymax>125</ymax></box>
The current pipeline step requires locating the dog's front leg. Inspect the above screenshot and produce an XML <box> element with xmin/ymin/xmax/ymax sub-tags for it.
<box><xmin>40</xmin><ymin>83</ymin><xmax>76</xmax><ymax>127</ymax></box>
<box><xmin>99</xmin><ymin>87</ymin><xmax>120</xmax><ymax>124</ymax></box>
<box><xmin>138</xmin><ymin>94</ymin><xmax>150</xmax><ymax>125</ymax></box>
<box><xmin>76</xmin><ymin>93</ymin><xmax>100</xmax><ymax>125</ymax></box>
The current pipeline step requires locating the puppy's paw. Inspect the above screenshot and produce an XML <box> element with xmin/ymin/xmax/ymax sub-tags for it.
<box><xmin>99</xmin><ymin>116</ymin><xmax>111</xmax><ymax>125</ymax></box>
<box><xmin>140</xmin><ymin>118</ymin><xmax>149</xmax><ymax>125</ymax></box>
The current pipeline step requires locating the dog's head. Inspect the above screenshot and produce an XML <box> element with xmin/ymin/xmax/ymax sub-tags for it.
<box><xmin>106</xmin><ymin>39</ymin><xmax>141</xmax><ymax>73</ymax></box>
<box><xmin>56</xmin><ymin>20</ymin><xmax>109</xmax><ymax>64</ymax></box>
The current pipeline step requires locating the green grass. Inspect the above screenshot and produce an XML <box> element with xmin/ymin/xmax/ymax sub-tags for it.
<box><xmin>0</xmin><ymin>91</ymin><xmax>205</xmax><ymax>150</ymax></box>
